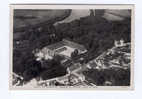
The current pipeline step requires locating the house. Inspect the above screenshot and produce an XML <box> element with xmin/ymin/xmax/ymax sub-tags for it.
<box><xmin>35</xmin><ymin>39</ymin><xmax>87</xmax><ymax>60</ymax></box>
<box><xmin>114</xmin><ymin>39</ymin><xmax>125</xmax><ymax>47</ymax></box>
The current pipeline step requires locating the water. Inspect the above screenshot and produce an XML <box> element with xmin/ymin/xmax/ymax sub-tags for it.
<box><xmin>54</xmin><ymin>10</ymin><xmax>91</xmax><ymax>25</ymax></box>
<box><xmin>54</xmin><ymin>9</ymin><xmax>131</xmax><ymax>25</ymax></box>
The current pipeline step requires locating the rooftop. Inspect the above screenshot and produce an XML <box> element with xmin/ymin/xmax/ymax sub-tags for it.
<box><xmin>46</xmin><ymin>39</ymin><xmax>87</xmax><ymax>52</ymax></box>
<box><xmin>95</xmin><ymin>42</ymin><xmax>131</xmax><ymax>69</ymax></box>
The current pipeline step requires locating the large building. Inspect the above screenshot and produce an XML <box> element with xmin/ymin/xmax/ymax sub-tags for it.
<box><xmin>35</xmin><ymin>39</ymin><xmax>87</xmax><ymax>60</ymax></box>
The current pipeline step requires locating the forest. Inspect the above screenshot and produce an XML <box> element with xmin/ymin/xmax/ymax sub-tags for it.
<box><xmin>83</xmin><ymin>68</ymin><xmax>130</xmax><ymax>86</ymax></box>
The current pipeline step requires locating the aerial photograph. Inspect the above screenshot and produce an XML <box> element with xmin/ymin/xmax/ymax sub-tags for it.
<box><xmin>11</xmin><ymin>8</ymin><xmax>132</xmax><ymax>88</ymax></box>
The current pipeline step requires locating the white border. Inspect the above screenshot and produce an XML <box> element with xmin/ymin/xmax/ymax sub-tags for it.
<box><xmin>9</xmin><ymin>4</ymin><xmax>134</xmax><ymax>90</ymax></box>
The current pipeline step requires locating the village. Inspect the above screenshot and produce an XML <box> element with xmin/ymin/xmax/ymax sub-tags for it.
<box><xmin>36</xmin><ymin>39</ymin><xmax>130</xmax><ymax>87</ymax></box>
<box><xmin>13</xmin><ymin>38</ymin><xmax>130</xmax><ymax>87</ymax></box>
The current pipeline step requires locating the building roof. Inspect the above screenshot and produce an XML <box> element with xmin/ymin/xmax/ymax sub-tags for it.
<box><xmin>46</xmin><ymin>41</ymin><xmax>65</xmax><ymax>50</ymax></box>
<box><xmin>46</xmin><ymin>39</ymin><xmax>87</xmax><ymax>52</ymax></box>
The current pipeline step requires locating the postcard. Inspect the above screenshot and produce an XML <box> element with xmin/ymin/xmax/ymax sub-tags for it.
<box><xmin>9</xmin><ymin>4</ymin><xmax>134</xmax><ymax>90</ymax></box>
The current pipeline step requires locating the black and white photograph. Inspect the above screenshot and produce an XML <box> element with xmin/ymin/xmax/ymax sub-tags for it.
<box><xmin>10</xmin><ymin>5</ymin><xmax>134</xmax><ymax>89</ymax></box>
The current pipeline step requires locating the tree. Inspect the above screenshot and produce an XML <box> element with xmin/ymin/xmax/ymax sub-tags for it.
<box><xmin>71</xmin><ymin>49</ymin><xmax>79</xmax><ymax>59</ymax></box>
<box><xmin>53</xmin><ymin>55</ymin><xmax>65</xmax><ymax>62</ymax></box>
<box><xmin>83</xmin><ymin>68</ymin><xmax>130</xmax><ymax>86</ymax></box>
<box><xmin>22</xmin><ymin>60</ymin><xmax>42</xmax><ymax>81</ymax></box>
<box><xmin>40</xmin><ymin>58</ymin><xmax>67</xmax><ymax>80</ymax></box>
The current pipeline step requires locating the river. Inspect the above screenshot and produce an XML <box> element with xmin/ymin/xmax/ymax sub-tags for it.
<box><xmin>54</xmin><ymin>9</ymin><xmax>91</xmax><ymax>25</ymax></box>
<box><xmin>54</xmin><ymin>9</ymin><xmax>131</xmax><ymax>26</ymax></box>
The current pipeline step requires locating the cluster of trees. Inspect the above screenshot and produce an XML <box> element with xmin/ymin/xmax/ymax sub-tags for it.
<box><xmin>71</xmin><ymin>49</ymin><xmax>79</xmax><ymax>59</ymax></box>
<box><xmin>55</xmin><ymin>15</ymin><xmax>131</xmax><ymax>61</ymax></box>
<box><xmin>13</xmin><ymin>11</ymin><xmax>71</xmax><ymax>83</ymax></box>
<box><xmin>40</xmin><ymin>57</ymin><xmax>67</xmax><ymax>80</ymax></box>
<box><xmin>13</xmin><ymin>52</ymin><xmax>67</xmax><ymax>82</ymax></box>
<box><xmin>13</xmin><ymin>51</ymin><xmax>42</xmax><ymax>81</ymax></box>
<box><xmin>13</xmin><ymin>19</ymin><xmax>69</xmax><ymax>83</ymax></box>
<box><xmin>83</xmin><ymin>68</ymin><xmax>130</xmax><ymax>86</ymax></box>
